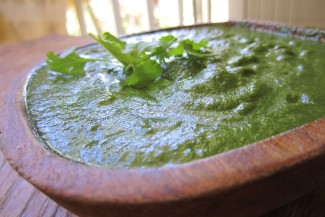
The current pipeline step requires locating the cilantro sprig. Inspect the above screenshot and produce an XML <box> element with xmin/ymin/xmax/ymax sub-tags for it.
<box><xmin>46</xmin><ymin>51</ymin><xmax>99</xmax><ymax>76</ymax></box>
<box><xmin>46</xmin><ymin>32</ymin><xmax>212</xmax><ymax>88</ymax></box>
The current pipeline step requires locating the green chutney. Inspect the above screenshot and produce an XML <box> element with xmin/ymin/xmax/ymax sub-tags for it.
<box><xmin>25</xmin><ymin>25</ymin><xmax>325</xmax><ymax>168</ymax></box>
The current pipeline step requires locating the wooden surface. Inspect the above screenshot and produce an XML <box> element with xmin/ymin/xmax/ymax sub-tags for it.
<box><xmin>0</xmin><ymin>34</ymin><xmax>91</xmax><ymax>217</ymax></box>
<box><xmin>0</xmin><ymin>33</ymin><xmax>325</xmax><ymax>217</ymax></box>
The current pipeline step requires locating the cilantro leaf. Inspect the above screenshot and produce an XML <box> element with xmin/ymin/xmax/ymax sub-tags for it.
<box><xmin>88</xmin><ymin>33</ymin><xmax>173</xmax><ymax>88</ymax></box>
<box><xmin>169</xmin><ymin>44</ymin><xmax>184</xmax><ymax>57</ymax></box>
<box><xmin>123</xmin><ymin>41</ymin><xmax>158</xmax><ymax>61</ymax></box>
<box><xmin>179</xmin><ymin>39</ymin><xmax>212</xmax><ymax>59</ymax></box>
<box><xmin>159</xmin><ymin>35</ymin><xmax>176</xmax><ymax>43</ymax></box>
<box><xmin>46</xmin><ymin>51</ymin><xmax>98</xmax><ymax>76</ymax></box>
<box><xmin>89</xmin><ymin>32</ymin><xmax>133</xmax><ymax>66</ymax></box>
<box><xmin>123</xmin><ymin>35</ymin><xmax>176</xmax><ymax>63</ymax></box>
<box><xmin>120</xmin><ymin>35</ymin><xmax>175</xmax><ymax>87</ymax></box>
<box><xmin>149</xmin><ymin>36</ymin><xmax>176</xmax><ymax>64</ymax></box>
<box><xmin>46</xmin><ymin>32</ymin><xmax>214</xmax><ymax>89</ymax></box>
<box><xmin>125</xmin><ymin>60</ymin><xmax>163</xmax><ymax>88</ymax></box>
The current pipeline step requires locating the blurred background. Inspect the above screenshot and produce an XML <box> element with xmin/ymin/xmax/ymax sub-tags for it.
<box><xmin>0</xmin><ymin>0</ymin><xmax>324</xmax><ymax>47</ymax></box>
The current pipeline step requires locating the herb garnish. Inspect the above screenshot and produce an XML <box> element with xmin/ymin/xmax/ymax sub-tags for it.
<box><xmin>46</xmin><ymin>32</ymin><xmax>212</xmax><ymax>88</ymax></box>
<box><xmin>46</xmin><ymin>51</ymin><xmax>98</xmax><ymax>76</ymax></box>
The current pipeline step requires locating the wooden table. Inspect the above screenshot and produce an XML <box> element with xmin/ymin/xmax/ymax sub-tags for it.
<box><xmin>0</xmin><ymin>35</ymin><xmax>324</xmax><ymax>217</ymax></box>
<box><xmin>0</xmin><ymin>35</ymin><xmax>91</xmax><ymax>217</ymax></box>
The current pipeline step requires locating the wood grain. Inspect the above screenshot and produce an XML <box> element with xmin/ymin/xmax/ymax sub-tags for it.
<box><xmin>0</xmin><ymin>26</ymin><xmax>325</xmax><ymax>217</ymax></box>
<box><xmin>0</xmin><ymin>151</ymin><xmax>74</xmax><ymax>217</ymax></box>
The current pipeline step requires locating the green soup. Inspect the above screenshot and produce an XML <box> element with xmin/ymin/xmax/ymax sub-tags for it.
<box><xmin>25</xmin><ymin>24</ymin><xmax>325</xmax><ymax>168</ymax></box>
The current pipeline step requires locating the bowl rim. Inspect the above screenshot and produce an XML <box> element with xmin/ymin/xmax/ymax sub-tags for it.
<box><xmin>1</xmin><ymin>21</ymin><xmax>325</xmax><ymax>206</ymax></box>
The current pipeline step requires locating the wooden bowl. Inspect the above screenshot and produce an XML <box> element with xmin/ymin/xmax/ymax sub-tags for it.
<box><xmin>1</xmin><ymin>22</ymin><xmax>325</xmax><ymax>217</ymax></box>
